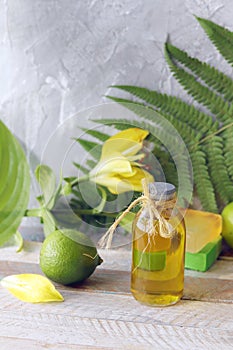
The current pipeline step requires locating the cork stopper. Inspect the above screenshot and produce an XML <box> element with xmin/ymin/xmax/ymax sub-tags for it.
<box><xmin>148</xmin><ymin>182</ymin><xmax>176</xmax><ymax>201</ymax></box>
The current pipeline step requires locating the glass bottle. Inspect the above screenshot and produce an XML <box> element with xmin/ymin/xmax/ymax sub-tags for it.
<box><xmin>131</xmin><ymin>182</ymin><xmax>186</xmax><ymax>306</ymax></box>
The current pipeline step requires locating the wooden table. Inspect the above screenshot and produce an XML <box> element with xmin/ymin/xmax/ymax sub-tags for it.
<box><xmin>0</xmin><ymin>241</ymin><xmax>233</xmax><ymax>349</ymax></box>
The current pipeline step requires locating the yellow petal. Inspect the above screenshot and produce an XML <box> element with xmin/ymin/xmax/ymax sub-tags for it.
<box><xmin>1</xmin><ymin>274</ymin><xmax>64</xmax><ymax>303</ymax></box>
<box><xmin>94</xmin><ymin>167</ymin><xmax>154</xmax><ymax>194</ymax></box>
<box><xmin>90</xmin><ymin>153</ymin><xmax>134</xmax><ymax>177</ymax></box>
<box><xmin>101</xmin><ymin>139</ymin><xmax>141</xmax><ymax>160</ymax></box>
<box><xmin>124</xmin><ymin>167</ymin><xmax>154</xmax><ymax>192</ymax></box>
<box><xmin>108</xmin><ymin>128</ymin><xmax>149</xmax><ymax>143</ymax></box>
<box><xmin>92</xmin><ymin>175</ymin><xmax>127</xmax><ymax>193</ymax></box>
<box><xmin>101</xmin><ymin>128</ymin><xmax>149</xmax><ymax>159</ymax></box>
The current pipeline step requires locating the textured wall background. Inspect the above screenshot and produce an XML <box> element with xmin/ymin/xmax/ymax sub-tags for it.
<box><xmin>1</xmin><ymin>0</ymin><xmax>233</xmax><ymax>211</ymax></box>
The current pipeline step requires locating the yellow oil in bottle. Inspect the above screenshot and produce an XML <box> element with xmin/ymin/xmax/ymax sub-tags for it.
<box><xmin>131</xmin><ymin>182</ymin><xmax>186</xmax><ymax>306</ymax></box>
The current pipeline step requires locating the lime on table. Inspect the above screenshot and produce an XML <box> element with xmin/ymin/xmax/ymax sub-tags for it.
<box><xmin>40</xmin><ymin>229</ymin><xmax>103</xmax><ymax>285</ymax></box>
<box><xmin>221</xmin><ymin>203</ymin><xmax>233</xmax><ymax>249</ymax></box>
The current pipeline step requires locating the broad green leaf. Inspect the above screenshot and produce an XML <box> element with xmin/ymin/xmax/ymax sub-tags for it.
<box><xmin>0</xmin><ymin>121</ymin><xmax>30</xmax><ymax>245</ymax></box>
<box><xmin>2</xmin><ymin>230</ymin><xmax>24</xmax><ymax>252</ymax></box>
<box><xmin>35</xmin><ymin>165</ymin><xmax>56</xmax><ymax>207</ymax></box>
<box><xmin>15</xmin><ymin>231</ymin><xmax>24</xmax><ymax>252</ymax></box>
<box><xmin>79</xmin><ymin>181</ymin><xmax>103</xmax><ymax>208</ymax></box>
<box><xmin>35</xmin><ymin>165</ymin><xmax>62</xmax><ymax>211</ymax></box>
<box><xmin>1</xmin><ymin>274</ymin><xmax>64</xmax><ymax>303</ymax></box>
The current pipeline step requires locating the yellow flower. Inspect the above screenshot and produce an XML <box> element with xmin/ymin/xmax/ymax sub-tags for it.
<box><xmin>1</xmin><ymin>274</ymin><xmax>64</xmax><ymax>303</ymax></box>
<box><xmin>90</xmin><ymin>128</ymin><xmax>154</xmax><ymax>194</ymax></box>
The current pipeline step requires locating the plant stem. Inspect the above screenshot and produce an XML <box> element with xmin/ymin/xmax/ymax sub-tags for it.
<box><xmin>73</xmin><ymin>209</ymin><xmax>117</xmax><ymax>218</ymax></box>
<box><xmin>70</xmin><ymin>175</ymin><xmax>90</xmax><ymax>188</ymax></box>
<box><xmin>192</xmin><ymin>121</ymin><xmax>233</xmax><ymax>149</ymax></box>
<box><xmin>25</xmin><ymin>208</ymin><xmax>43</xmax><ymax>217</ymax></box>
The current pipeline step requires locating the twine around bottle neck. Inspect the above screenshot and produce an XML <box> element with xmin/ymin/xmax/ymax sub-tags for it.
<box><xmin>98</xmin><ymin>179</ymin><xmax>176</xmax><ymax>249</ymax></box>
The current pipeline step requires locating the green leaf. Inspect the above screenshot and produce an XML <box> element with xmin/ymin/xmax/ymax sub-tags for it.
<box><xmin>78</xmin><ymin>181</ymin><xmax>104</xmax><ymax>209</ymax></box>
<box><xmin>197</xmin><ymin>16</ymin><xmax>233</xmax><ymax>66</ymax></box>
<box><xmin>109</xmin><ymin>85</ymin><xmax>217</xmax><ymax>134</ymax></box>
<box><xmin>75</xmin><ymin>139</ymin><xmax>102</xmax><ymax>160</ymax></box>
<box><xmin>35</xmin><ymin>165</ymin><xmax>62</xmax><ymax>210</ymax></box>
<box><xmin>15</xmin><ymin>231</ymin><xmax>24</xmax><ymax>252</ymax></box>
<box><xmin>191</xmin><ymin>149</ymin><xmax>218</xmax><ymax>213</ymax></box>
<box><xmin>51</xmin><ymin>202</ymin><xmax>83</xmax><ymax>230</ymax></box>
<box><xmin>86</xmin><ymin>159</ymin><xmax>97</xmax><ymax>169</ymax></box>
<box><xmin>73</xmin><ymin>162</ymin><xmax>89</xmax><ymax>174</ymax></box>
<box><xmin>222</xmin><ymin>127</ymin><xmax>233</xmax><ymax>181</ymax></box>
<box><xmin>48</xmin><ymin>183</ymin><xmax>62</xmax><ymax>210</ymax></box>
<box><xmin>2</xmin><ymin>230</ymin><xmax>24</xmax><ymax>252</ymax></box>
<box><xmin>165</xmin><ymin>43</ymin><xmax>233</xmax><ymax>103</ymax></box>
<box><xmin>81</xmin><ymin>128</ymin><xmax>109</xmax><ymax>142</ymax></box>
<box><xmin>165</xmin><ymin>42</ymin><xmax>230</xmax><ymax>122</ymax></box>
<box><xmin>1</xmin><ymin>274</ymin><xmax>64</xmax><ymax>303</ymax></box>
<box><xmin>107</xmin><ymin>96</ymin><xmax>199</xmax><ymax>145</ymax></box>
<box><xmin>92</xmin><ymin>187</ymin><xmax>107</xmax><ymax>214</ymax></box>
<box><xmin>0</xmin><ymin>121</ymin><xmax>30</xmax><ymax>245</ymax></box>
<box><xmin>205</xmin><ymin>136</ymin><xmax>233</xmax><ymax>203</ymax></box>
<box><xmin>35</xmin><ymin>165</ymin><xmax>56</xmax><ymax>206</ymax></box>
<box><xmin>42</xmin><ymin>210</ymin><xmax>57</xmax><ymax>237</ymax></box>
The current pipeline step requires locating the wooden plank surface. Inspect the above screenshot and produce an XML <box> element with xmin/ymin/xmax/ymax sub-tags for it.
<box><xmin>0</xmin><ymin>241</ymin><xmax>233</xmax><ymax>349</ymax></box>
<box><xmin>1</xmin><ymin>260</ymin><xmax>233</xmax><ymax>304</ymax></box>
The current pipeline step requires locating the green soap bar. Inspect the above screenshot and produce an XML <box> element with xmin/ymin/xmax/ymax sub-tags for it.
<box><xmin>185</xmin><ymin>236</ymin><xmax>222</xmax><ymax>272</ymax></box>
<box><xmin>133</xmin><ymin>249</ymin><xmax>166</xmax><ymax>271</ymax></box>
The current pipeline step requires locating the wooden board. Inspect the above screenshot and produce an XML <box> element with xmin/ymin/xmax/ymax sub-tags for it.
<box><xmin>1</xmin><ymin>260</ymin><xmax>233</xmax><ymax>304</ymax></box>
<box><xmin>0</xmin><ymin>241</ymin><xmax>233</xmax><ymax>349</ymax></box>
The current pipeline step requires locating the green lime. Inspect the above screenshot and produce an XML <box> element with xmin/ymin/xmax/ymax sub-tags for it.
<box><xmin>221</xmin><ymin>203</ymin><xmax>233</xmax><ymax>248</ymax></box>
<box><xmin>40</xmin><ymin>229</ymin><xmax>103</xmax><ymax>285</ymax></box>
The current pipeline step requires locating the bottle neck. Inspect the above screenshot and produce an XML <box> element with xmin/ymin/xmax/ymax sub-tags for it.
<box><xmin>150</xmin><ymin>193</ymin><xmax>177</xmax><ymax>209</ymax></box>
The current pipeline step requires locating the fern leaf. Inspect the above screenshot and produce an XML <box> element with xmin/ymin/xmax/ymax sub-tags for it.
<box><xmin>222</xmin><ymin>127</ymin><xmax>233</xmax><ymax>180</ymax></box>
<box><xmin>75</xmin><ymin>139</ymin><xmax>101</xmax><ymax>160</ymax></box>
<box><xmin>109</xmin><ymin>85</ymin><xmax>217</xmax><ymax>134</ymax></box>
<box><xmin>73</xmin><ymin>162</ymin><xmax>89</xmax><ymax>174</ymax></box>
<box><xmin>71</xmin><ymin>188</ymin><xmax>82</xmax><ymax>198</ymax></box>
<box><xmin>190</xmin><ymin>149</ymin><xmax>218</xmax><ymax>213</ymax></box>
<box><xmin>165</xmin><ymin>43</ymin><xmax>233</xmax><ymax>103</ymax></box>
<box><xmin>75</xmin><ymin>139</ymin><xmax>98</xmax><ymax>152</ymax></box>
<box><xmin>197</xmin><ymin>16</ymin><xmax>233</xmax><ymax>66</ymax></box>
<box><xmin>165</xmin><ymin>43</ymin><xmax>230</xmax><ymax>122</ymax></box>
<box><xmin>154</xmin><ymin>148</ymin><xmax>178</xmax><ymax>187</ymax></box>
<box><xmin>86</xmin><ymin>159</ymin><xmax>97</xmax><ymax>169</ymax></box>
<box><xmin>204</xmin><ymin>136</ymin><xmax>233</xmax><ymax>203</ymax></box>
<box><xmin>106</xmin><ymin>96</ymin><xmax>199</xmax><ymax>146</ymax></box>
<box><xmin>81</xmin><ymin>128</ymin><xmax>109</xmax><ymax>142</ymax></box>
